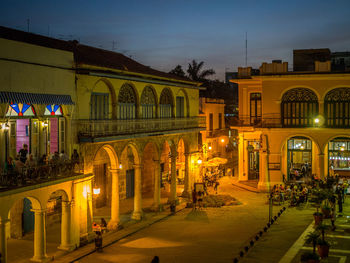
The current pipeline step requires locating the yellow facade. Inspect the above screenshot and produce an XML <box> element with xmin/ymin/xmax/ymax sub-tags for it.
<box><xmin>232</xmin><ymin>71</ymin><xmax>350</xmax><ymax>191</ymax></box>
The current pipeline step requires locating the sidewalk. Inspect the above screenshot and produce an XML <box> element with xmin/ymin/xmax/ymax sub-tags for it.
<box><xmin>240</xmin><ymin>197</ymin><xmax>350</xmax><ymax>263</ymax></box>
<box><xmin>54</xmin><ymin>201</ymin><xmax>188</xmax><ymax>263</ymax></box>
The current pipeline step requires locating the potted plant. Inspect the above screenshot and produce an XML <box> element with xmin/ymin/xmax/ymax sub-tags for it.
<box><xmin>311</xmin><ymin>189</ymin><xmax>328</xmax><ymax>225</ymax></box>
<box><xmin>316</xmin><ymin>223</ymin><xmax>330</xmax><ymax>258</ymax></box>
<box><xmin>321</xmin><ymin>201</ymin><xmax>332</xmax><ymax>219</ymax></box>
<box><xmin>301</xmin><ymin>231</ymin><xmax>320</xmax><ymax>263</ymax></box>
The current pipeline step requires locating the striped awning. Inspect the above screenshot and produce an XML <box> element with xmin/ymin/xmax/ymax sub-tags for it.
<box><xmin>0</xmin><ymin>91</ymin><xmax>74</xmax><ymax>105</ymax></box>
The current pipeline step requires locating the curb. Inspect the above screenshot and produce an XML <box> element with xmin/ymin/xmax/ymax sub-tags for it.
<box><xmin>232</xmin><ymin>182</ymin><xmax>260</xmax><ymax>193</ymax></box>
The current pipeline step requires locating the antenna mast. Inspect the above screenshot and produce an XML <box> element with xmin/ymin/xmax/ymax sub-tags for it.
<box><xmin>245</xmin><ymin>32</ymin><xmax>247</xmax><ymax>67</ymax></box>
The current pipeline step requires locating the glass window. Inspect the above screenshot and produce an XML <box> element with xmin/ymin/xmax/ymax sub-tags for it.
<box><xmin>250</xmin><ymin>93</ymin><xmax>261</xmax><ymax>125</ymax></box>
<box><xmin>324</xmin><ymin>88</ymin><xmax>350</xmax><ymax>128</ymax></box>
<box><xmin>118</xmin><ymin>85</ymin><xmax>136</xmax><ymax>120</ymax></box>
<box><xmin>45</xmin><ymin>105</ymin><xmax>63</xmax><ymax>116</ymax></box>
<box><xmin>159</xmin><ymin>88</ymin><xmax>173</xmax><ymax>118</ymax></box>
<box><xmin>281</xmin><ymin>88</ymin><xmax>318</xmax><ymax>127</ymax></box>
<box><xmin>6</xmin><ymin>103</ymin><xmax>35</xmax><ymax>117</ymax></box>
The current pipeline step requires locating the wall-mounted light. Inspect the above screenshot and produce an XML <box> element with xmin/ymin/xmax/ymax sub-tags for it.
<box><xmin>93</xmin><ymin>188</ymin><xmax>101</xmax><ymax>195</ymax></box>
<box><xmin>42</xmin><ymin>120</ymin><xmax>48</xmax><ymax>128</ymax></box>
<box><xmin>119</xmin><ymin>164</ymin><xmax>123</xmax><ymax>169</ymax></box>
<box><xmin>197</xmin><ymin>158</ymin><xmax>202</xmax><ymax>164</ymax></box>
<box><xmin>208</xmin><ymin>146</ymin><xmax>212</xmax><ymax>150</ymax></box>
<box><xmin>1</xmin><ymin>123</ymin><xmax>9</xmax><ymax>130</ymax></box>
<box><xmin>314</xmin><ymin>118</ymin><xmax>320</xmax><ymax>124</ymax></box>
<box><xmin>221</xmin><ymin>138</ymin><xmax>225</xmax><ymax>143</ymax></box>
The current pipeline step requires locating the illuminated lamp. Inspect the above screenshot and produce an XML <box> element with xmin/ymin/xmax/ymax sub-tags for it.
<box><xmin>314</xmin><ymin>118</ymin><xmax>320</xmax><ymax>124</ymax></box>
<box><xmin>42</xmin><ymin>121</ymin><xmax>48</xmax><ymax>127</ymax></box>
<box><xmin>1</xmin><ymin>123</ymin><xmax>9</xmax><ymax>130</ymax></box>
<box><xmin>221</xmin><ymin>138</ymin><xmax>225</xmax><ymax>143</ymax></box>
<box><xmin>300</xmin><ymin>145</ymin><xmax>305</xmax><ymax>150</ymax></box>
<box><xmin>340</xmin><ymin>147</ymin><xmax>345</xmax><ymax>151</ymax></box>
<box><xmin>93</xmin><ymin>188</ymin><xmax>101</xmax><ymax>195</ymax></box>
<box><xmin>119</xmin><ymin>164</ymin><xmax>123</xmax><ymax>169</ymax></box>
<box><xmin>197</xmin><ymin>159</ymin><xmax>202</xmax><ymax>164</ymax></box>
<box><xmin>208</xmin><ymin>146</ymin><xmax>212</xmax><ymax>150</ymax></box>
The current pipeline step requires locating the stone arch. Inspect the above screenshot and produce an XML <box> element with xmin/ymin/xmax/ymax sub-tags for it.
<box><xmin>91</xmin><ymin>78</ymin><xmax>117</xmax><ymax>119</ymax></box>
<box><xmin>44</xmin><ymin>189</ymin><xmax>69</xmax><ymax>206</ymax></box>
<box><xmin>322</xmin><ymin>134</ymin><xmax>350</xmax><ymax>153</ymax></box>
<box><xmin>142</xmin><ymin>141</ymin><xmax>160</xmax><ymax>197</ymax></box>
<box><xmin>92</xmin><ymin>144</ymin><xmax>119</xmax><ymax>208</ymax></box>
<box><xmin>175</xmin><ymin>88</ymin><xmax>190</xmax><ymax>117</ymax></box>
<box><xmin>280</xmin><ymin>133</ymin><xmax>321</xmax><ymax>154</ymax></box>
<box><xmin>159</xmin><ymin>87</ymin><xmax>174</xmax><ymax>118</ymax></box>
<box><xmin>117</xmin><ymin>82</ymin><xmax>139</xmax><ymax>119</ymax></box>
<box><xmin>279</xmin><ymin>85</ymin><xmax>321</xmax><ymax>102</ymax></box>
<box><xmin>140</xmin><ymin>85</ymin><xmax>158</xmax><ymax>118</ymax></box>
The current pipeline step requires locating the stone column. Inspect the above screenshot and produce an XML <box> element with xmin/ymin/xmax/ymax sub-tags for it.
<box><xmin>153</xmin><ymin>160</ymin><xmax>161</xmax><ymax>211</ymax></box>
<box><xmin>131</xmin><ymin>164</ymin><xmax>143</xmax><ymax>220</ymax></box>
<box><xmin>318</xmin><ymin>153</ymin><xmax>325</xmax><ymax>180</ymax></box>
<box><xmin>182</xmin><ymin>153</ymin><xmax>191</xmax><ymax>198</ymax></box>
<box><xmin>58</xmin><ymin>201</ymin><xmax>74</xmax><ymax>251</ymax></box>
<box><xmin>108</xmin><ymin>168</ymin><xmax>120</xmax><ymax>229</ymax></box>
<box><xmin>257</xmin><ymin>151</ymin><xmax>270</xmax><ymax>192</ymax></box>
<box><xmin>169</xmin><ymin>152</ymin><xmax>177</xmax><ymax>203</ymax></box>
<box><xmin>0</xmin><ymin>219</ymin><xmax>10</xmax><ymax>263</ymax></box>
<box><xmin>31</xmin><ymin>209</ymin><xmax>49</xmax><ymax>262</ymax></box>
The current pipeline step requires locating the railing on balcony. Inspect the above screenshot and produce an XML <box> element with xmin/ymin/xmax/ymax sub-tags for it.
<box><xmin>228</xmin><ymin>114</ymin><xmax>282</xmax><ymax>128</ymax></box>
<box><xmin>0</xmin><ymin>161</ymin><xmax>83</xmax><ymax>192</ymax></box>
<box><xmin>75</xmin><ymin>116</ymin><xmax>206</xmax><ymax>138</ymax></box>
<box><xmin>206</xmin><ymin>129</ymin><xmax>229</xmax><ymax>138</ymax></box>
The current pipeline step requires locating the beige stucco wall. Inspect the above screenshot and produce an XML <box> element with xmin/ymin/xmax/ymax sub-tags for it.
<box><xmin>234</xmin><ymin>73</ymin><xmax>350</xmax><ymax>191</ymax></box>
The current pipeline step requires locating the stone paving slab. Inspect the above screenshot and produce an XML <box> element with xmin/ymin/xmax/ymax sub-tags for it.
<box><xmin>54</xmin><ymin>202</ymin><xmax>188</xmax><ymax>263</ymax></box>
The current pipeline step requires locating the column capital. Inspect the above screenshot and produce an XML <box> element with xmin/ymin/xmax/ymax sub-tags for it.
<box><xmin>318</xmin><ymin>153</ymin><xmax>325</xmax><ymax>157</ymax></box>
<box><xmin>110</xmin><ymin>168</ymin><xmax>121</xmax><ymax>173</ymax></box>
<box><xmin>133</xmin><ymin>164</ymin><xmax>143</xmax><ymax>169</ymax></box>
<box><xmin>30</xmin><ymin>208</ymin><xmax>47</xmax><ymax>214</ymax></box>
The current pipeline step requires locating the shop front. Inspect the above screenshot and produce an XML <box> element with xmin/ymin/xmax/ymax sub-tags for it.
<box><xmin>287</xmin><ymin>137</ymin><xmax>312</xmax><ymax>180</ymax></box>
<box><xmin>328</xmin><ymin>137</ymin><xmax>350</xmax><ymax>177</ymax></box>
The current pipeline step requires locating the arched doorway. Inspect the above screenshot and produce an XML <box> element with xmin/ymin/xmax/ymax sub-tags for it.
<box><xmin>176</xmin><ymin>139</ymin><xmax>185</xmax><ymax>193</ymax></box>
<box><xmin>7</xmin><ymin>196</ymin><xmax>43</xmax><ymax>262</ymax></box>
<box><xmin>160</xmin><ymin>141</ymin><xmax>172</xmax><ymax>199</ymax></box>
<box><xmin>287</xmin><ymin>136</ymin><xmax>312</xmax><ymax>180</ymax></box>
<box><xmin>93</xmin><ymin>148</ymin><xmax>111</xmax><ymax>208</ymax></box>
<box><xmin>120</xmin><ymin>144</ymin><xmax>141</xmax><ymax>219</ymax></box>
<box><xmin>327</xmin><ymin>137</ymin><xmax>350</xmax><ymax>177</ymax></box>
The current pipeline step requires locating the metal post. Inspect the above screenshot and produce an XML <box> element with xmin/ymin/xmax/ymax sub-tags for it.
<box><xmin>269</xmin><ymin>192</ymin><xmax>273</xmax><ymax>222</ymax></box>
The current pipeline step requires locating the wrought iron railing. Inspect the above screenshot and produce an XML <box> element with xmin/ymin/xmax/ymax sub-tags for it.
<box><xmin>228</xmin><ymin>114</ymin><xmax>282</xmax><ymax>128</ymax></box>
<box><xmin>75</xmin><ymin>116</ymin><xmax>206</xmax><ymax>138</ymax></box>
<box><xmin>0</xmin><ymin>161</ymin><xmax>83</xmax><ymax>192</ymax></box>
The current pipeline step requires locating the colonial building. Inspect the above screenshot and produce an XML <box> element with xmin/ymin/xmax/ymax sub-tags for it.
<box><xmin>0</xmin><ymin>26</ymin><xmax>204</xmax><ymax>262</ymax></box>
<box><xmin>231</xmin><ymin>50</ymin><xmax>350</xmax><ymax>191</ymax></box>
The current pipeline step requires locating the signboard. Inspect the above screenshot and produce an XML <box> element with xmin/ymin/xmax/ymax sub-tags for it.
<box><xmin>268</xmin><ymin>163</ymin><xmax>281</xmax><ymax>170</ymax></box>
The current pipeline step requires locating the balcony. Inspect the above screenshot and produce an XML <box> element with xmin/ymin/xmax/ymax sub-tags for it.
<box><xmin>228</xmin><ymin>114</ymin><xmax>282</xmax><ymax>128</ymax></box>
<box><xmin>206</xmin><ymin>128</ymin><xmax>228</xmax><ymax>138</ymax></box>
<box><xmin>76</xmin><ymin>116</ymin><xmax>206</xmax><ymax>142</ymax></box>
<box><xmin>0</xmin><ymin>161</ymin><xmax>83</xmax><ymax>193</ymax></box>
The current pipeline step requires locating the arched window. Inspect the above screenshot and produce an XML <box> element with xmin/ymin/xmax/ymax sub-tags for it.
<box><xmin>281</xmin><ymin>88</ymin><xmax>318</xmax><ymax>127</ymax></box>
<box><xmin>324</xmin><ymin>88</ymin><xmax>350</xmax><ymax>128</ymax></box>
<box><xmin>6</xmin><ymin>103</ymin><xmax>35</xmax><ymax>117</ymax></box>
<box><xmin>118</xmin><ymin>84</ymin><xmax>136</xmax><ymax>120</ymax></box>
<box><xmin>44</xmin><ymin>105</ymin><xmax>63</xmax><ymax>116</ymax></box>
<box><xmin>140</xmin><ymin>86</ymin><xmax>156</xmax><ymax>119</ymax></box>
<box><xmin>159</xmin><ymin>88</ymin><xmax>173</xmax><ymax>118</ymax></box>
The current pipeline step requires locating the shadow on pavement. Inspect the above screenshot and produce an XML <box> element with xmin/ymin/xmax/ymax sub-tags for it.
<box><xmin>184</xmin><ymin>210</ymin><xmax>210</xmax><ymax>223</ymax></box>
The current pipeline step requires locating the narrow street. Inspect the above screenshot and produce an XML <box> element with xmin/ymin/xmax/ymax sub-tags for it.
<box><xmin>77</xmin><ymin>177</ymin><xmax>273</xmax><ymax>263</ymax></box>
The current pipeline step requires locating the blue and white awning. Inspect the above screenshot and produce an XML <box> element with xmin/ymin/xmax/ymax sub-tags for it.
<box><xmin>0</xmin><ymin>91</ymin><xmax>74</xmax><ymax>105</ymax></box>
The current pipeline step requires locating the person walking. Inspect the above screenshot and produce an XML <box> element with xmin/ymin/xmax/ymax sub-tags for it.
<box><xmin>214</xmin><ymin>180</ymin><xmax>220</xmax><ymax>194</ymax></box>
<box><xmin>151</xmin><ymin>256</ymin><xmax>160</xmax><ymax>263</ymax></box>
<box><xmin>192</xmin><ymin>189</ymin><xmax>197</xmax><ymax>210</ymax></box>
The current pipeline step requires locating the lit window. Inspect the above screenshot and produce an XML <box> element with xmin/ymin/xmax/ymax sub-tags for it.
<box><xmin>45</xmin><ymin>105</ymin><xmax>63</xmax><ymax>116</ymax></box>
<box><xmin>6</xmin><ymin>103</ymin><xmax>35</xmax><ymax>117</ymax></box>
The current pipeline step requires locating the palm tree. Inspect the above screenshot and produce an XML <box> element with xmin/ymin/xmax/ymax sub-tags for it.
<box><xmin>169</xmin><ymin>65</ymin><xmax>185</xmax><ymax>77</ymax></box>
<box><xmin>187</xmin><ymin>60</ymin><xmax>215</xmax><ymax>81</ymax></box>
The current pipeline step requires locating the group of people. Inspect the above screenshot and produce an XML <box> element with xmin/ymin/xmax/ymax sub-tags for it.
<box><xmin>289</xmin><ymin>162</ymin><xmax>311</xmax><ymax>181</ymax></box>
<box><xmin>1</xmin><ymin>144</ymin><xmax>80</xmax><ymax>186</ymax></box>
<box><xmin>270</xmin><ymin>183</ymin><xmax>310</xmax><ymax>206</ymax></box>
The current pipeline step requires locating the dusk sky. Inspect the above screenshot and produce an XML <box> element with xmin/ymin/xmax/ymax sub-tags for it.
<box><xmin>1</xmin><ymin>0</ymin><xmax>350</xmax><ymax>80</ymax></box>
